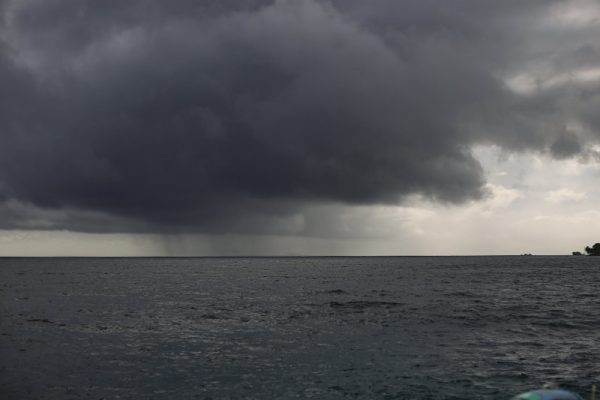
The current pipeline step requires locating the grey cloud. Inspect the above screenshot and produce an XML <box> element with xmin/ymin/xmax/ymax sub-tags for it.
<box><xmin>0</xmin><ymin>0</ymin><xmax>599</xmax><ymax>233</ymax></box>
<box><xmin>551</xmin><ymin>131</ymin><xmax>583</xmax><ymax>159</ymax></box>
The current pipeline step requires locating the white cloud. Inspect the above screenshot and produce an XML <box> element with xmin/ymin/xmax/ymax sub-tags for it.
<box><xmin>542</xmin><ymin>0</ymin><xmax>600</xmax><ymax>28</ymax></box>
<box><xmin>545</xmin><ymin>188</ymin><xmax>587</xmax><ymax>203</ymax></box>
<box><xmin>506</xmin><ymin>67</ymin><xmax>600</xmax><ymax>95</ymax></box>
<box><xmin>484</xmin><ymin>184</ymin><xmax>523</xmax><ymax>209</ymax></box>
<box><xmin>533</xmin><ymin>209</ymin><xmax>600</xmax><ymax>222</ymax></box>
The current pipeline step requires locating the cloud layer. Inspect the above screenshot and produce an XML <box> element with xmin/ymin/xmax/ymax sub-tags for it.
<box><xmin>1</xmin><ymin>0</ymin><xmax>599</xmax><ymax>233</ymax></box>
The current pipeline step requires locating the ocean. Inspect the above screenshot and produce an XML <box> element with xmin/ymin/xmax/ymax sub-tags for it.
<box><xmin>1</xmin><ymin>256</ymin><xmax>599</xmax><ymax>399</ymax></box>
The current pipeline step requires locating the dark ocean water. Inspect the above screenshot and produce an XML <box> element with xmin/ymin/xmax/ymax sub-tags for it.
<box><xmin>1</xmin><ymin>256</ymin><xmax>600</xmax><ymax>399</ymax></box>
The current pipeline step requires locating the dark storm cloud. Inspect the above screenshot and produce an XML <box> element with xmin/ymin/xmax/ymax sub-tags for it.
<box><xmin>0</xmin><ymin>0</ymin><xmax>599</xmax><ymax>232</ymax></box>
<box><xmin>550</xmin><ymin>131</ymin><xmax>583</xmax><ymax>159</ymax></box>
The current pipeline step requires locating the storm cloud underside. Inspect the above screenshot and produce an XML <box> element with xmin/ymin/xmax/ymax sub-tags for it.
<box><xmin>1</xmin><ymin>0</ymin><xmax>599</xmax><ymax>233</ymax></box>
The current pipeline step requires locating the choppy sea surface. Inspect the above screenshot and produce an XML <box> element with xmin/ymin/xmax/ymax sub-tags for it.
<box><xmin>1</xmin><ymin>256</ymin><xmax>600</xmax><ymax>399</ymax></box>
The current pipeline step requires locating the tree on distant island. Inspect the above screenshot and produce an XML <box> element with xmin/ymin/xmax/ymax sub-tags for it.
<box><xmin>584</xmin><ymin>243</ymin><xmax>600</xmax><ymax>256</ymax></box>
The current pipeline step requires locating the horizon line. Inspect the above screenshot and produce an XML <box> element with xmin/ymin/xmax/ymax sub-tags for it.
<box><xmin>0</xmin><ymin>254</ymin><xmax>580</xmax><ymax>258</ymax></box>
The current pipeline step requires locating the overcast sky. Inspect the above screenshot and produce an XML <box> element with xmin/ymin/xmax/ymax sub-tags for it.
<box><xmin>1</xmin><ymin>0</ymin><xmax>599</xmax><ymax>255</ymax></box>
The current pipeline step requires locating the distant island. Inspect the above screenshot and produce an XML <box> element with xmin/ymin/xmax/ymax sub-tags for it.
<box><xmin>573</xmin><ymin>243</ymin><xmax>600</xmax><ymax>256</ymax></box>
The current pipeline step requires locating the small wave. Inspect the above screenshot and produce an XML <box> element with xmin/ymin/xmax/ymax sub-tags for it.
<box><xmin>324</xmin><ymin>289</ymin><xmax>348</xmax><ymax>294</ymax></box>
<box><xmin>328</xmin><ymin>300</ymin><xmax>404</xmax><ymax>310</ymax></box>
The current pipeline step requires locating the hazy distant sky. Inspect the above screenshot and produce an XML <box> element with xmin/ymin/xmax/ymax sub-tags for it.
<box><xmin>1</xmin><ymin>0</ymin><xmax>599</xmax><ymax>255</ymax></box>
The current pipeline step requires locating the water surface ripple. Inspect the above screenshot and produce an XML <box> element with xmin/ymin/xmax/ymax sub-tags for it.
<box><xmin>1</xmin><ymin>256</ymin><xmax>599</xmax><ymax>399</ymax></box>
